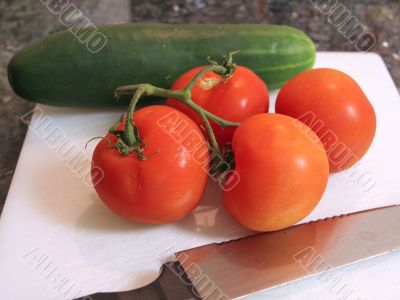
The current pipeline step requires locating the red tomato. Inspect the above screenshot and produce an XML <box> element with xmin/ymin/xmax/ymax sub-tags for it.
<box><xmin>276</xmin><ymin>68</ymin><xmax>376</xmax><ymax>172</ymax></box>
<box><xmin>223</xmin><ymin>113</ymin><xmax>329</xmax><ymax>232</ymax></box>
<box><xmin>91</xmin><ymin>105</ymin><xmax>209</xmax><ymax>224</ymax></box>
<box><xmin>166</xmin><ymin>66</ymin><xmax>269</xmax><ymax>147</ymax></box>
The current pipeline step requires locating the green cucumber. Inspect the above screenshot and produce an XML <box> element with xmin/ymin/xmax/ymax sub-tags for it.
<box><xmin>8</xmin><ymin>23</ymin><xmax>315</xmax><ymax>107</ymax></box>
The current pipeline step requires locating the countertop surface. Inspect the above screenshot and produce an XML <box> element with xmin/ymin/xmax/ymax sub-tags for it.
<box><xmin>1</xmin><ymin>0</ymin><xmax>399</xmax><ymax>214</ymax></box>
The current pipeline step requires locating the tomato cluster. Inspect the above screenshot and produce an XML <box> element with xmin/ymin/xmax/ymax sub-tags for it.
<box><xmin>92</xmin><ymin>63</ymin><xmax>376</xmax><ymax>232</ymax></box>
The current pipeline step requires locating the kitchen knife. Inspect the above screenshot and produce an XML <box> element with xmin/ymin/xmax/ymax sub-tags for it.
<box><xmin>76</xmin><ymin>205</ymin><xmax>400</xmax><ymax>300</ymax></box>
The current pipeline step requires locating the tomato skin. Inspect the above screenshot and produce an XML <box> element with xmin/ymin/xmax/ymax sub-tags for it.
<box><xmin>275</xmin><ymin>68</ymin><xmax>376</xmax><ymax>172</ymax></box>
<box><xmin>91</xmin><ymin>105</ymin><xmax>209</xmax><ymax>224</ymax></box>
<box><xmin>166</xmin><ymin>66</ymin><xmax>269</xmax><ymax>147</ymax></box>
<box><xmin>223</xmin><ymin>114</ymin><xmax>329</xmax><ymax>232</ymax></box>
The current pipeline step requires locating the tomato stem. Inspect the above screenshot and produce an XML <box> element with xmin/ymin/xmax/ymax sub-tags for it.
<box><xmin>113</xmin><ymin>52</ymin><xmax>240</xmax><ymax>158</ymax></box>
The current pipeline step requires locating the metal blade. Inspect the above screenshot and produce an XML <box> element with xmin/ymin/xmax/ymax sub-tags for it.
<box><xmin>176</xmin><ymin>205</ymin><xmax>400</xmax><ymax>299</ymax></box>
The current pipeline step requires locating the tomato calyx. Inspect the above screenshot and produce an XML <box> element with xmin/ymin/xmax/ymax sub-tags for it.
<box><xmin>112</xmin><ymin>52</ymin><xmax>241</xmax><ymax>163</ymax></box>
<box><xmin>206</xmin><ymin>49</ymin><xmax>239</xmax><ymax>80</ymax></box>
<box><xmin>107</xmin><ymin>112</ymin><xmax>157</xmax><ymax>159</ymax></box>
<box><xmin>110</xmin><ymin>125</ymin><xmax>146</xmax><ymax>159</ymax></box>
<box><xmin>209</xmin><ymin>142</ymin><xmax>236</xmax><ymax>174</ymax></box>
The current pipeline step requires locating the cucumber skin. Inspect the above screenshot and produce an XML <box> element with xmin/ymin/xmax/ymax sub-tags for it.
<box><xmin>8</xmin><ymin>23</ymin><xmax>315</xmax><ymax>107</ymax></box>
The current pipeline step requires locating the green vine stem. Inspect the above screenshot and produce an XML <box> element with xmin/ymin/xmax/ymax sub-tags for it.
<box><xmin>112</xmin><ymin>52</ymin><xmax>240</xmax><ymax>160</ymax></box>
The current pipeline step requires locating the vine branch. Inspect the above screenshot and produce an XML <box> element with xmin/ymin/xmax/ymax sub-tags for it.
<box><xmin>112</xmin><ymin>52</ymin><xmax>240</xmax><ymax>160</ymax></box>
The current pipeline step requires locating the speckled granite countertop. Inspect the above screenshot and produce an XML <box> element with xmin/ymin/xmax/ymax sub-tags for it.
<box><xmin>1</xmin><ymin>0</ymin><xmax>399</xmax><ymax>214</ymax></box>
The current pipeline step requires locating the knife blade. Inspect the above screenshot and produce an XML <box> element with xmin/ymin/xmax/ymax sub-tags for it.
<box><xmin>77</xmin><ymin>205</ymin><xmax>400</xmax><ymax>300</ymax></box>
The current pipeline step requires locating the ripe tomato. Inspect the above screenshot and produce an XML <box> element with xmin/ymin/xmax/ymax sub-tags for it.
<box><xmin>276</xmin><ymin>68</ymin><xmax>376</xmax><ymax>172</ymax></box>
<box><xmin>91</xmin><ymin>105</ymin><xmax>209</xmax><ymax>224</ymax></box>
<box><xmin>223</xmin><ymin>114</ymin><xmax>329</xmax><ymax>232</ymax></box>
<box><xmin>166</xmin><ymin>66</ymin><xmax>269</xmax><ymax>147</ymax></box>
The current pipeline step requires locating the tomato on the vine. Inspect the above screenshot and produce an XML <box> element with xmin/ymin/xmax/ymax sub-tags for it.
<box><xmin>223</xmin><ymin>113</ymin><xmax>329</xmax><ymax>232</ymax></box>
<box><xmin>276</xmin><ymin>68</ymin><xmax>376</xmax><ymax>172</ymax></box>
<box><xmin>166</xmin><ymin>66</ymin><xmax>269</xmax><ymax>147</ymax></box>
<box><xmin>91</xmin><ymin>105</ymin><xmax>209</xmax><ymax>224</ymax></box>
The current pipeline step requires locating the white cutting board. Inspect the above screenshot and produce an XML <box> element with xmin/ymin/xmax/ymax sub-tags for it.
<box><xmin>1</xmin><ymin>52</ymin><xmax>400</xmax><ymax>300</ymax></box>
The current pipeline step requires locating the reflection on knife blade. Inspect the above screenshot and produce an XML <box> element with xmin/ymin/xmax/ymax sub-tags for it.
<box><xmin>77</xmin><ymin>205</ymin><xmax>400</xmax><ymax>300</ymax></box>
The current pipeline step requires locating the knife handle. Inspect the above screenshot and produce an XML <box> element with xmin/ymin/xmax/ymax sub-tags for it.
<box><xmin>75</xmin><ymin>262</ymin><xmax>202</xmax><ymax>300</ymax></box>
